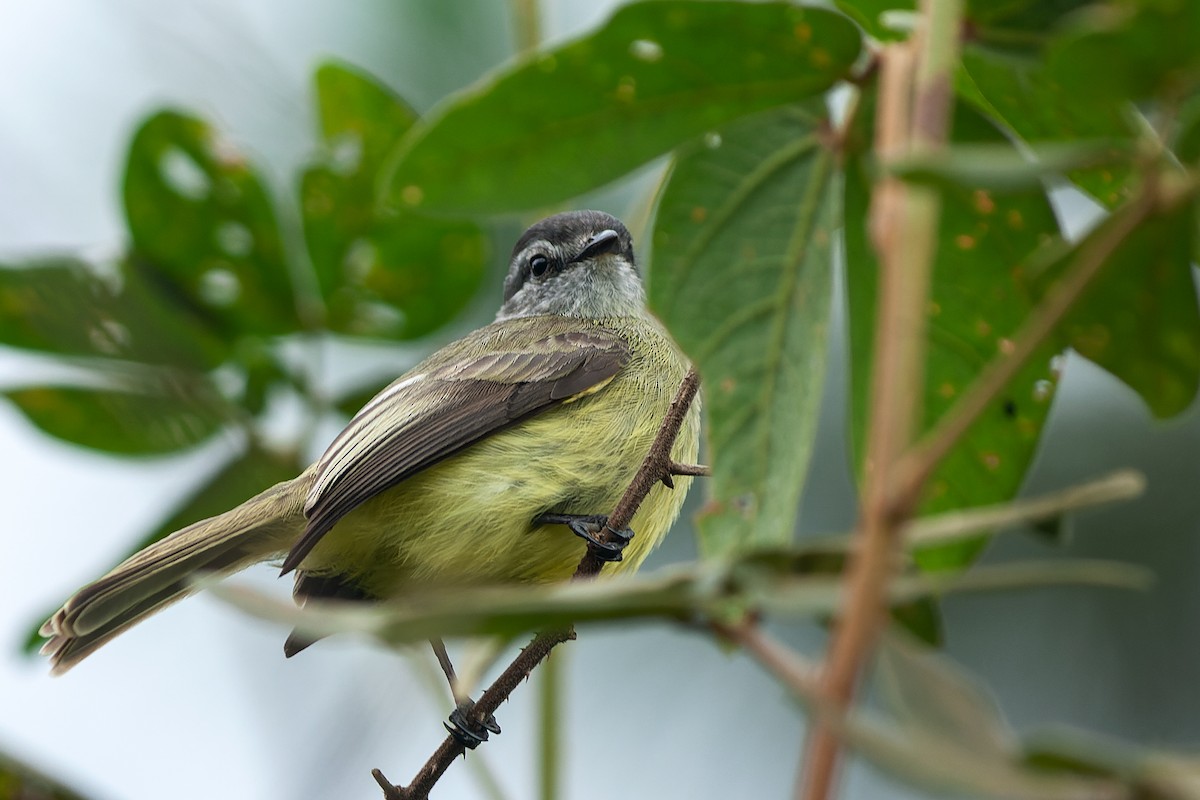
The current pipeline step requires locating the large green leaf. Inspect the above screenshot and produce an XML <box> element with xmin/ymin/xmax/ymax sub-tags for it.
<box><xmin>650</xmin><ymin>104</ymin><xmax>835</xmax><ymax>557</ymax></box>
<box><xmin>0</xmin><ymin>257</ymin><xmax>225</xmax><ymax>368</ymax></box>
<box><xmin>845</xmin><ymin>94</ymin><xmax>1064</xmax><ymax>570</ymax></box>
<box><xmin>1047</xmin><ymin>0</ymin><xmax>1200</xmax><ymax>104</ymax></box>
<box><xmin>4</xmin><ymin>382</ymin><xmax>229</xmax><ymax>456</ymax></box>
<box><xmin>123</xmin><ymin>110</ymin><xmax>298</xmax><ymax>336</ymax></box>
<box><xmin>1023</xmin><ymin>196</ymin><xmax>1200</xmax><ymax>418</ymax></box>
<box><xmin>300</xmin><ymin>63</ymin><xmax>487</xmax><ymax>339</ymax></box>
<box><xmin>382</xmin><ymin>1</ymin><xmax>862</xmax><ymax>214</ymax></box>
<box><xmin>956</xmin><ymin>49</ymin><xmax>1137</xmax><ymax>206</ymax></box>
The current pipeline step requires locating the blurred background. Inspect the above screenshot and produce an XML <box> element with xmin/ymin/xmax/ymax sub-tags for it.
<box><xmin>2</xmin><ymin>2</ymin><xmax>1199</xmax><ymax>799</ymax></box>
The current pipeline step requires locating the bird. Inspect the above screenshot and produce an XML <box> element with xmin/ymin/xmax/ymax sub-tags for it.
<box><xmin>39</xmin><ymin>211</ymin><xmax>701</xmax><ymax>727</ymax></box>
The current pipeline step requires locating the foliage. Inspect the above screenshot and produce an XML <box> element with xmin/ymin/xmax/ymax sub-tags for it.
<box><xmin>7</xmin><ymin>0</ymin><xmax>1200</xmax><ymax>798</ymax></box>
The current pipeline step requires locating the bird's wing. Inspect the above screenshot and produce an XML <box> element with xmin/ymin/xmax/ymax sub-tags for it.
<box><xmin>281</xmin><ymin>322</ymin><xmax>630</xmax><ymax>573</ymax></box>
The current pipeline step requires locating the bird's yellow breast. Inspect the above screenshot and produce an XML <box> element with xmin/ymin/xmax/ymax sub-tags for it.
<box><xmin>303</xmin><ymin>315</ymin><xmax>700</xmax><ymax>600</ymax></box>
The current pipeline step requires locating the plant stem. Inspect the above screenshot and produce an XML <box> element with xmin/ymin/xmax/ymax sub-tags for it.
<box><xmin>800</xmin><ymin>2</ymin><xmax>963</xmax><ymax>797</ymax></box>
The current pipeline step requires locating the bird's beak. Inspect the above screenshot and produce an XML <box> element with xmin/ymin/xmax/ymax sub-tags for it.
<box><xmin>574</xmin><ymin>229</ymin><xmax>622</xmax><ymax>262</ymax></box>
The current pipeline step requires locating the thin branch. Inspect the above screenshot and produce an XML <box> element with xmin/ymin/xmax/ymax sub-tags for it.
<box><xmin>802</xmin><ymin>1</ymin><xmax>964</xmax><ymax>796</ymax></box>
<box><xmin>375</xmin><ymin>367</ymin><xmax>702</xmax><ymax>799</ymax></box>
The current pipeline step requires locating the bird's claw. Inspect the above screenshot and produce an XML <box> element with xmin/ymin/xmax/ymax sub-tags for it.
<box><xmin>446</xmin><ymin>700</ymin><xmax>501</xmax><ymax>750</ymax></box>
<box><xmin>536</xmin><ymin>513</ymin><xmax>634</xmax><ymax>563</ymax></box>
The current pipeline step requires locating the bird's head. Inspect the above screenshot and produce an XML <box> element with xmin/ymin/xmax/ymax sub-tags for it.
<box><xmin>497</xmin><ymin>210</ymin><xmax>645</xmax><ymax>321</ymax></box>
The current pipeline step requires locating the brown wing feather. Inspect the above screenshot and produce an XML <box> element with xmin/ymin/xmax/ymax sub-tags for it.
<box><xmin>280</xmin><ymin>328</ymin><xmax>629</xmax><ymax>573</ymax></box>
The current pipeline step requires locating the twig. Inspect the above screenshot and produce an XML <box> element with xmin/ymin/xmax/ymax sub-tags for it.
<box><xmin>801</xmin><ymin>2</ymin><xmax>963</xmax><ymax>797</ymax></box>
<box><xmin>375</xmin><ymin>367</ymin><xmax>702</xmax><ymax>799</ymax></box>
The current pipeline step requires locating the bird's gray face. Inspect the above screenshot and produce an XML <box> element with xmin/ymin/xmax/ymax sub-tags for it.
<box><xmin>496</xmin><ymin>210</ymin><xmax>646</xmax><ymax>321</ymax></box>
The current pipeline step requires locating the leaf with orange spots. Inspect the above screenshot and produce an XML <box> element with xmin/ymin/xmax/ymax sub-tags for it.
<box><xmin>650</xmin><ymin>103</ymin><xmax>836</xmax><ymax>557</ymax></box>
<box><xmin>4</xmin><ymin>383</ymin><xmax>230</xmax><ymax>456</ymax></box>
<box><xmin>1023</xmin><ymin>199</ymin><xmax>1200</xmax><ymax>418</ymax></box>
<box><xmin>845</xmin><ymin>91</ymin><xmax>1065</xmax><ymax>571</ymax></box>
<box><xmin>381</xmin><ymin>1</ymin><xmax>861</xmax><ymax>214</ymax></box>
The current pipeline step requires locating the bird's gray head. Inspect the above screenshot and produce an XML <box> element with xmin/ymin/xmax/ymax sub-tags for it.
<box><xmin>496</xmin><ymin>210</ymin><xmax>646</xmax><ymax>321</ymax></box>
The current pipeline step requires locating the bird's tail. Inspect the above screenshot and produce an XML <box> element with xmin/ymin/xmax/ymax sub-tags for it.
<box><xmin>40</xmin><ymin>471</ymin><xmax>313</xmax><ymax>674</ymax></box>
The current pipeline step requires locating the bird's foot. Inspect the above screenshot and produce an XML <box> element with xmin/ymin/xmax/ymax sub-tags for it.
<box><xmin>445</xmin><ymin>700</ymin><xmax>501</xmax><ymax>750</ymax></box>
<box><xmin>535</xmin><ymin>513</ymin><xmax>633</xmax><ymax>563</ymax></box>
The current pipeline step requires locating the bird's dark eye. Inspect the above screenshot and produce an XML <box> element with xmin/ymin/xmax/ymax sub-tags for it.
<box><xmin>529</xmin><ymin>254</ymin><xmax>550</xmax><ymax>277</ymax></box>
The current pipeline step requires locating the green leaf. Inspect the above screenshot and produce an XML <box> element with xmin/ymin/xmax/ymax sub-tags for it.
<box><xmin>0</xmin><ymin>752</ymin><xmax>91</xmax><ymax>800</ymax></box>
<box><xmin>650</xmin><ymin>104</ymin><xmax>836</xmax><ymax>557</ymax></box>
<box><xmin>314</xmin><ymin>60</ymin><xmax>418</xmax><ymax>166</ymax></box>
<box><xmin>0</xmin><ymin>257</ymin><xmax>226</xmax><ymax>368</ymax></box>
<box><xmin>382</xmin><ymin>1</ymin><xmax>862</xmax><ymax>214</ymax></box>
<box><xmin>957</xmin><ymin>49</ymin><xmax>1138</xmax><ymax>207</ymax></box>
<box><xmin>845</xmin><ymin>93</ymin><xmax>1064</xmax><ymax>571</ymax></box>
<box><xmin>123</xmin><ymin>110</ymin><xmax>298</xmax><ymax>336</ymax></box>
<box><xmin>1047</xmin><ymin>0</ymin><xmax>1200</xmax><ymax>105</ymax></box>
<box><xmin>301</xmin><ymin>63</ymin><xmax>488</xmax><ymax>339</ymax></box>
<box><xmin>4</xmin><ymin>382</ymin><xmax>228</xmax><ymax>455</ymax></box>
<box><xmin>1023</xmin><ymin>197</ymin><xmax>1200</xmax><ymax>418</ymax></box>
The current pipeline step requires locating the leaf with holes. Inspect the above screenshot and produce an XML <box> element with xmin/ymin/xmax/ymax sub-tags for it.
<box><xmin>0</xmin><ymin>257</ymin><xmax>226</xmax><ymax>369</ymax></box>
<box><xmin>382</xmin><ymin>1</ymin><xmax>861</xmax><ymax>214</ymax></box>
<box><xmin>845</xmin><ymin>92</ymin><xmax>1064</xmax><ymax>570</ymax></box>
<box><xmin>123</xmin><ymin>110</ymin><xmax>298</xmax><ymax>336</ymax></box>
<box><xmin>300</xmin><ymin>62</ymin><xmax>487</xmax><ymax>339</ymax></box>
<box><xmin>650</xmin><ymin>103</ymin><xmax>835</xmax><ymax>557</ymax></box>
<box><xmin>5</xmin><ymin>383</ymin><xmax>229</xmax><ymax>456</ymax></box>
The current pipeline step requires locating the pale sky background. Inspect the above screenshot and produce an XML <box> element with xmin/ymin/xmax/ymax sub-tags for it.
<box><xmin>3</xmin><ymin>3</ymin><xmax>1200</xmax><ymax>800</ymax></box>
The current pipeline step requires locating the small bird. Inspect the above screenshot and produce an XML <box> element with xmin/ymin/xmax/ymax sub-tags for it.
<box><xmin>40</xmin><ymin>211</ymin><xmax>701</xmax><ymax>703</ymax></box>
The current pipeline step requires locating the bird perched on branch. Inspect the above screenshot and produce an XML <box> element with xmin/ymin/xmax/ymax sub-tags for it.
<box><xmin>40</xmin><ymin>211</ymin><xmax>701</xmax><ymax>730</ymax></box>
